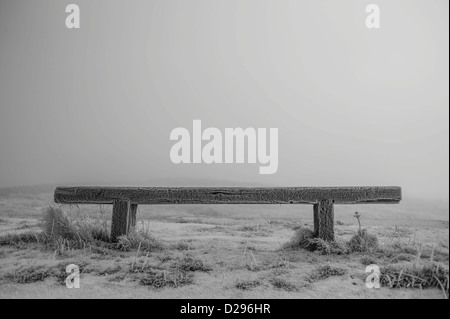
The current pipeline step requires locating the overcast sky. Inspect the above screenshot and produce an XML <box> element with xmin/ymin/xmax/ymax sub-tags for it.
<box><xmin>0</xmin><ymin>0</ymin><xmax>448</xmax><ymax>199</ymax></box>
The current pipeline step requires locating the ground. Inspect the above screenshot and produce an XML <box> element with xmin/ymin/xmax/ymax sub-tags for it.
<box><xmin>0</xmin><ymin>186</ymin><xmax>448</xmax><ymax>299</ymax></box>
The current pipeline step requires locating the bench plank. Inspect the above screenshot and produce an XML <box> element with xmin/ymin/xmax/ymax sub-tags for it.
<box><xmin>55</xmin><ymin>186</ymin><xmax>401</xmax><ymax>205</ymax></box>
<box><xmin>54</xmin><ymin>186</ymin><xmax>401</xmax><ymax>242</ymax></box>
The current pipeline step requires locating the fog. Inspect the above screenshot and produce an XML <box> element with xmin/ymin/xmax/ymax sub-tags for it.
<box><xmin>0</xmin><ymin>0</ymin><xmax>448</xmax><ymax>200</ymax></box>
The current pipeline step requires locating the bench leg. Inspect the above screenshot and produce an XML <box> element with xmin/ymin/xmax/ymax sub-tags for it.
<box><xmin>129</xmin><ymin>203</ymin><xmax>137</xmax><ymax>230</ymax></box>
<box><xmin>313</xmin><ymin>200</ymin><xmax>335</xmax><ymax>241</ymax></box>
<box><xmin>111</xmin><ymin>200</ymin><xmax>138</xmax><ymax>241</ymax></box>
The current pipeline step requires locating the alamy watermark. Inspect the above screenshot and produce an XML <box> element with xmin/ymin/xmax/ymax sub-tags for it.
<box><xmin>65</xmin><ymin>264</ymin><xmax>80</xmax><ymax>289</ymax></box>
<box><xmin>170</xmin><ymin>120</ymin><xmax>278</xmax><ymax>174</ymax></box>
<box><xmin>65</xmin><ymin>4</ymin><xmax>381</xmax><ymax>30</ymax></box>
<box><xmin>365</xmin><ymin>264</ymin><xmax>381</xmax><ymax>289</ymax></box>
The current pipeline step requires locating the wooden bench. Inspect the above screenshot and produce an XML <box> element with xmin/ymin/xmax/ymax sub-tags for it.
<box><xmin>54</xmin><ymin>186</ymin><xmax>401</xmax><ymax>241</ymax></box>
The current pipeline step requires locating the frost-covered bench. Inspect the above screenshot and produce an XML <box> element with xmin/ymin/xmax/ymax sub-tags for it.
<box><xmin>54</xmin><ymin>186</ymin><xmax>401</xmax><ymax>241</ymax></box>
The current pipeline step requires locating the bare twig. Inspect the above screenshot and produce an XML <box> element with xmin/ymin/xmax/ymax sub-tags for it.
<box><xmin>434</xmin><ymin>275</ymin><xmax>448</xmax><ymax>299</ymax></box>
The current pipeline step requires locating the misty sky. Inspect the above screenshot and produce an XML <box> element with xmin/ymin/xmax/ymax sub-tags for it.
<box><xmin>0</xmin><ymin>0</ymin><xmax>448</xmax><ymax>199</ymax></box>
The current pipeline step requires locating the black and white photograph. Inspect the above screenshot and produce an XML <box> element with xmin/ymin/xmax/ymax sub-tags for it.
<box><xmin>0</xmin><ymin>0</ymin><xmax>448</xmax><ymax>304</ymax></box>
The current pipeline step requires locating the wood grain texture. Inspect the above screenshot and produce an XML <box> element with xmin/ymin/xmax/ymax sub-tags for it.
<box><xmin>129</xmin><ymin>204</ymin><xmax>137</xmax><ymax>230</ymax></box>
<box><xmin>111</xmin><ymin>200</ymin><xmax>130</xmax><ymax>241</ymax></box>
<box><xmin>313</xmin><ymin>204</ymin><xmax>320</xmax><ymax>237</ymax></box>
<box><xmin>316</xmin><ymin>199</ymin><xmax>335</xmax><ymax>241</ymax></box>
<box><xmin>54</xmin><ymin>186</ymin><xmax>401</xmax><ymax>205</ymax></box>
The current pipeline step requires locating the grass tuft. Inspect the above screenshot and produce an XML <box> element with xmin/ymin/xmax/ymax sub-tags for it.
<box><xmin>116</xmin><ymin>230</ymin><xmax>162</xmax><ymax>252</ymax></box>
<box><xmin>308</xmin><ymin>238</ymin><xmax>346</xmax><ymax>255</ymax></box>
<box><xmin>41</xmin><ymin>206</ymin><xmax>110</xmax><ymax>249</ymax></box>
<box><xmin>283</xmin><ymin>227</ymin><xmax>315</xmax><ymax>250</ymax></box>
<box><xmin>139</xmin><ymin>269</ymin><xmax>193</xmax><ymax>289</ymax></box>
<box><xmin>269</xmin><ymin>278</ymin><xmax>298</xmax><ymax>291</ymax></box>
<box><xmin>235</xmin><ymin>279</ymin><xmax>262</xmax><ymax>291</ymax></box>
<box><xmin>309</xmin><ymin>265</ymin><xmax>347</xmax><ymax>282</ymax></box>
<box><xmin>176</xmin><ymin>256</ymin><xmax>213</xmax><ymax>272</ymax></box>
<box><xmin>2</xmin><ymin>265</ymin><xmax>52</xmax><ymax>284</ymax></box>
<box><xmin>360</xmin><ymin>256</ymin><xmax>379</xmax><ymax>266</ymax></box>
<box><xmin>0</xmin><ymin>231</ymin><xmax>43</xmax><ymax>247</ymax></box>
<box><xmin>283</xmin><ymin>227</ymin><xmax>346</xmax><ymax>255</ymax></box>
<box><xmin>42</xmin><ymin>207</ymin><xmax>79</xmax><ymax>241</ymax></box>
<box><xmin>172</xmin><ymin>242</ymin><xmax>190</xmax><ymax>251</ymax></box>
<box><xmin>380</xmin><ymin>261</ymin><xmax>449</xmax><ymax>297</ymax></box>
<box><xmin>347</xmin><ymin>229</ymin><xmax>379</xmax><ymax>253</ymax></box>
